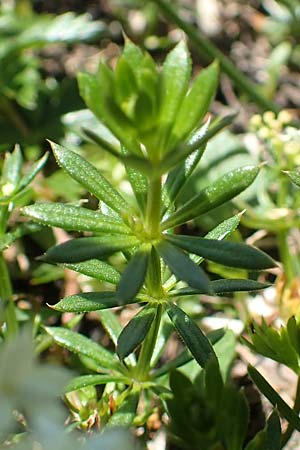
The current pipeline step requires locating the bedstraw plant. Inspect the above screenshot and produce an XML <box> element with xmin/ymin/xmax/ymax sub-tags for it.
<box><xmin>23</xmin><ymin>39</ymin><xmax>275</xmax><ymax>426</ymax></box>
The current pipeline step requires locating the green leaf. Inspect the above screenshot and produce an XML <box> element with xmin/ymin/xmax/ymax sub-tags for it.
<box><xmin>114</xmin><ymin>56</ymin><xmax>138</xmax><ymax>117</ymax></box>
<box><xmin>169</xmin><ymin>279</ymin><xmax>270</xmax><ymax>297</ymax></box>
<box><xmin>216</xmin><ymin>385</ymin><xmax>249</xmax><ymax>450</ymax></box>
<box><xmin>159</xmin><ymin>41</ymin><xmax>191</xmax><ymax>143</ymax></box>
<box><xmin>248</xmin><ymin>364</ymin><xmax>300</xmax><ymax>432</ymax></box>
<box><xmin>52</xmin><ymin>292</ymin><xmax>122</xmax><ymax>313</ymax></box>
<box><xmin>264</xmin><ymin>410</ymin><xmax>281</xmax><ymax>450</ymax></box>
<box><xmin>45</xmin><ymin>327</ymin><xmax>120</xmax><ymax>371</ymax></box>
<box><xmin>162</xmin><ymin>165</ymin><xmax>260</xmax><ymax>229</ymax></box>
<box><xmin>156</xmin><ymin>239</ymin><xmax>210</xmax><ymax>292</ymax></box>
<box><xmin>287</xmin><ymin>316</ymin><xmax>300</xmax><ymax>356</ymax></box>
<box><xmin>63</xmin><ymin>259</ymin><xmax>121</xmax><ymax>284</ymax></box>
<box><xmin>163</xmin><ymin>120</ymin><xmax>209</xmax><ymax>212</ymax></box>
<box><xmin>166</xmin><ymin>303</ymin><xmax>217</xmax><ymax>368</ymax></box>
<box><xmin>17</xmin><ymin>152</ymin><xmax>48</xmax><ymax>192</ymax></box>
<box><xmin>41</xmin><ymin>235</ymin><xmax>139</xmax><ymax>263</ymax></box>
<box><xmin>171</xmin><ymin>60</ymin><xmax>219</xmax><ymax>144</ymax></box>
<box><xmin>49</xmin><ymin>141</ymin><xmax>132</xmax><ymax>217</ymax></box>
<box><xmin>65</xmin><ymin>374</ymin><xmax>129</xmax><ymax>393</ymax></box>
<box><xmin>165</xmin><ymin>234</ymin><xmax>276</xmax><ymax>270</ymax></box>
<box><xmin>1</xmin><ymin>145</ymin><xmax>22</xmax><ymax>192</ymax></box>
<box><xmin>123</xmin><ymin>38</ymin><xmax>144</xmax><ymax>70</ymax></box>
<box><xmin>117</xmin><ymin>305</ymin><xmax>157</xmax><ymax>359</ymax></box>
<box><xmin>117</xmin><ymin>246</ymin><xmax>150</xmax><ymax>304</ymax></box>
<box><xmin>23</xmin><ymin>203</ymin><xmax>131</xmax><ymax>234</ymax></box>
<box><xmin>153</xmin><ymin>349</ymin><xmax>193</xmax><ymax>378</ymax></box>
<box><xmin>108</xmin><ymin>392</ymin><xmax>139</xmax><ymax>427</ymax></box>
<box><xmin>159</xmin><ymin>113</ymin><xmax>235</xmax><ymax>173</ymax></box>
<box><xmin>285</xmin><ymin>170</ymin><xmax>300</xmax><ymax>188</ymax></box>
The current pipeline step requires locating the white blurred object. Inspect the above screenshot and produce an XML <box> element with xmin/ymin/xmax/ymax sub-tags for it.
<box><xmin>196</xmin><ymin>0</ymin><xmax>221</xmax><ymax>36</ymax></box>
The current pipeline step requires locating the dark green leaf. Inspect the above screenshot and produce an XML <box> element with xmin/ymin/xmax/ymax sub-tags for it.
<box><xmin>216</xmin><ymin>385</ymin><xmax>249</xmax><ymax>450</ymax></box>
<box><xmin>154</xmin><ymin>349</ymin><xmax>193</xmax><ymax>378</ymax></box>
<box><xmin>169</xmin><ymin>279</ymin><xmax>270</xmax><ymax>297</ymax></box>
<box><xmin>265</xmin><ymin>410</ymin><xmax>281</xmax><ymax>450</ymax></box>
<box><xmin>63</xmin><ymin>259</ymin><xmax>121</xmax><ymax>284</ymax></box>
<box><xmin>23</xmin><ymin>203</ymin><xmax>131</xmax><ymax>234</ymax></box>
<box><xmin>117</xmin><ymin>246</ymin><xmax>150</xmax><ymax>304</ymax></box>
<box><xmin>121</xmin><ymin>146</ymin><xmax>148</xmax><ymax>209</ymax></box>
<box><xmin>41</xmin><ymin>235</ymin><xmax>139</xmax><ymax>263</ymax></box>
<box><xmin>49</xmin><ymin>141</ymin><xmax>132</xmax><ymax>217</ymax></box>
<box><xmin>166</xmin><ymin>303</ymin><xmax>217</xmax><ymax>368</ymax></box>
<box><xmin>52</xmin><ymin>292</ymin><xmax>122</xmax><ymax>313</ymax></box>
<box><xmin>165</xmin><ymin>234</ymin><xmax>276</xmax><ymax>270</ymax></box>
<box><xmin>117</xmin><ymin>305</ymin><xmax>157</xmax><ymax>359</ymax></box>
<box><xmin>156</xmin><ymin>240</ymin><xmax>210</xmax><ymax>292</ymax></box>
<box><xmin>65</xmin><ymin>374</ymin><xmax>129</xmax><ymax>393</ymax></box>
<box><xmin>45</xmin><ymin>327</ymin><xmax>120</xmax><ymax>371</ymax></box>
<box><xmin>162</xmin><ymin>165</ymin><xmax>260</xmax><ymax>229</ymax></box>
<box><xmin>171</xmin><ymin>60</ymin><xmax>219</xmax><ymax>144</ymax></box>
<box><xmin>248</xmin><ymin>364</ymin><xmax>300</xmax><ymax>432</ymax></box>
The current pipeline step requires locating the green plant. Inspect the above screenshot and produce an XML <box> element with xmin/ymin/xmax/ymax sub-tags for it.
<box><xmin>0</xmin><ymin>145</ymin><xmax>47</xmax><ymax>338</ymax></box>
<box><xmin>23</xmin><ymin>39</ymin><xmax>275</xmax><ymax>426</ymax></box>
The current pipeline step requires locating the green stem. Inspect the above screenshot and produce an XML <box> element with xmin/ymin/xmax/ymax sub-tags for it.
<box><xmin>0</xmin><ymin>253</ymin><xmax>18</xmax><ymax>337</ymax></box>
<box><xmin>151</xmin><ymin>0</ymin><xmax>279</xmax><ymax>112</ymax></box>
<box><xmin>145</xmin><ymin>176</ymin><xmax>162</xmax><ymax>238</ymax></box>
<box><xmin>136</xmin><ymin>304</ymin><xmax>163</xmax><ymax>380</ymax></box>
<box><xmin>280</xmin><ymin>374</ymin><xmax>300</xmax><ymax>448</ymax></box>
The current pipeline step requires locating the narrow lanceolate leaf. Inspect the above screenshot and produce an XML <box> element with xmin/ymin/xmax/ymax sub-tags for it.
<box><xmin>171</xmin><ymin>60</ymin><xmax>219</xmax><ymax>144</ymax></box>
<box><xmin>162</xmin><ymin>165</ymin><xmax>260</xmax><ymax>229</ymax></box>
<box><xmin>49</xmin><ymin>141</ymin><xmax>131</xmax><ymax>217</ymax></box>
<box><xmin>248</xmin><ymin>365</ymin><xmax>300</xmax><ymax>432</ymax></box>
<box><xmin>156</xmin><ymin>240</ymin><xmax>210</xmax><ymax>293</ymax></box>
<box><xmin>23</xmin><ymin>203</ymin><xmax>132</xmax><ymax>234</ymax></box>
<box><xmin>117</xmin><ymin>246</ymin><xmax>150</xmax><ymax>304</ymax></box>
<box><xmin>163</xmin><ymin>120</ymin><xmax>210</xmax><ymax>212</ymax></box>
<box><xmin>63</xmin><ymin>260</ymin><xmax>121</xmax><ymax>284</ymax></box>
<box><xmin>159</xmin><ymin>41</ymin><xmax>191</xmax><ymax>137</ymax></box>
<box><xmin>17</xmin><ymin>152</ymin><xmax>49</xmax><ymax>192</ymax></box>
<box><xmin>45</xmin><ymin>327</ymin><xmax>120</xmax><ymax>371</ymax></box>
<box><xmin>169</xmin><ymin>279</ymin><xmax>270</xmax><ymax>297</ymax></box>
<box><xmin>41</xmin><ymin>235</ymin><xmax>139</xmax><ymax>263</ymax></box>
<box><xmin>108</xmin><ymin>392</ymin><xmax>139</xmax><ymax>427</ymax></box>
<box><xmin>117</xmin><ymin>305</ymin><xmax>156</xmax><ymax>359</ymax></box>
<box><xmin>167</xmin><ymin>303</ymin><xmax>217</xmax><ymax>368</ymax></box>
<box><xmin>65</xmin><ymin>374</ymin><xmax>129</xmax><ymax>393</ymax></box>
<box><xmin>264</xmin><ymin>410</ymin><xmax>281</xmax><ymax>450</ymax></box>
<box><xmin>165</xmin><ymin>234</ymin><xmax>276</xmax><ymax>270</ymax></box>
<box><xmin>285</xmin><ymin>170</ymin><xmax>300</xmax><ymax>188</ymax></box>
<box><xmin>52</xmin><ymin>292</ymin><xmax>122</xmax><ymax>313</ymax></box>
<box><xmin>159</xmin><ymin>113</ymin><xmax>235</xmax><ymax>173</ymax></box>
